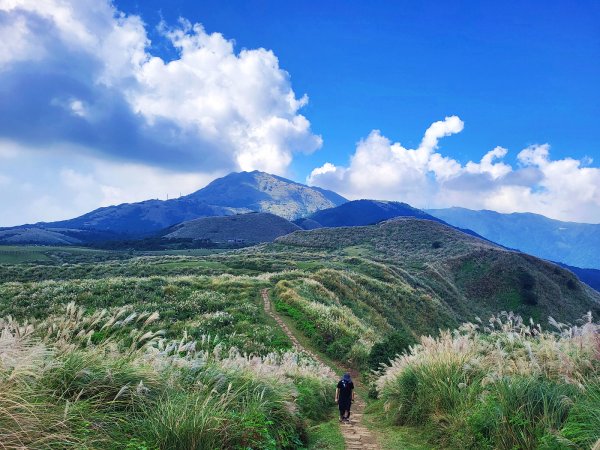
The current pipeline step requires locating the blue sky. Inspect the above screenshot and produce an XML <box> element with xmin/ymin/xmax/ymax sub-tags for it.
<box><xmin>0</xmin><ymin>0</ymin><xmax>599</xmax><ymax>225</ymax></box>
<box><xmin>115</xmin><ymin>0</ymin><xmax>600</xmax><ymax>178</ymax></box>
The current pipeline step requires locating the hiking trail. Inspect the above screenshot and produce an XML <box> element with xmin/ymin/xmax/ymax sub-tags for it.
<box><xmin>262</xmin><ymin>288</ymin><xmax>379</xmax><ymax>450</ymax></box>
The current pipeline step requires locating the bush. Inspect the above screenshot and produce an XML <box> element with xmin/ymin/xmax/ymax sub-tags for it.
<box><xmin>469</xmin><ymin>378</ymin><xmax>577</xmax><ymax>450</ymax></box>
<box><xmin>368</xmin><ymin>330</ymin><xmax>415</xmax><ymax>371</ymax></box>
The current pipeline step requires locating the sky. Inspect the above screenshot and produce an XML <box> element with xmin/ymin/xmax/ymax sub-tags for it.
<box><xmin>0</xmin><ymin>0</ymin><xmax>599</xmax><ymax>226</ymax></box>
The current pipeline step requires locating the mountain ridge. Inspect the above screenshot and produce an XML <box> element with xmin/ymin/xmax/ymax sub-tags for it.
<box><xmin>428</xmin><ymin>207</ymin><xmax>600</xmax><ymax>269</ymax></box>
<box><xmin>164</xmin><ymin>212</ymin><xmax>301</xmax><ymax>244</ymax></box>
<box><xmin>273</xmin><ymin>217</ymin><xmax>600</xmax><ymax>322</ymax></box>
<box><xmin>295</xmin><ymin>199</ymin><xmax>443</xmax><ymax>228</ymax></box>
<box><xmin>0</xmin><ymin>171</ymin><xmax>347</xmax><ymax>243</ymax></box>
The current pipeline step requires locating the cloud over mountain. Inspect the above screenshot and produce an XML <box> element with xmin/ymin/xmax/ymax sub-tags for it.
<box><xmin>0</xmin><ymin>0</ymin><xmax>321</xmax><ymax>173</ymax></box>
<box><xmin>0</xmin><ymin>0</ymin><xmax>321</xmax><ymax>225</ymax></box>
<box><xmin>308</xmin><ymin>117</ymin><xmax>600</xmax><ymax>223</ymax></box>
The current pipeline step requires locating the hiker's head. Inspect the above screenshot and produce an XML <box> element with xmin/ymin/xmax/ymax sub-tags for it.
<box><xmin>342</xmin><ymin>373</ymin><xmax>351</xmax><ymax>382</ymax></box>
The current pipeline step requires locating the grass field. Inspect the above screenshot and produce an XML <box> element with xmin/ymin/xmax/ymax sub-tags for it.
<box><xmin>1</xmin><ymin>219</ymin><xmax>598</xmax><ymax>448</ymax></box>
<box><xmin>0</xmin><ymin>245</ymin><xmax>107</xmax><ymax>263</ymax></box>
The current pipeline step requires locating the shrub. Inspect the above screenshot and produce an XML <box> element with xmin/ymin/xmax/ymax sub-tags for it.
<box><xmin>469</xmin><ymin>377</ymin><xmax>577</xmax><ymax>449</ymax></box>
<box><xmin>368</xmin><ymin>330</ymin><xmax>415</xmax><ymax>371</ymax></box>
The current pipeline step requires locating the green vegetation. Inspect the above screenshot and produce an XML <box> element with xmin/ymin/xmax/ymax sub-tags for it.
<box><xmin>0</xmin><ymin>303</ymin><xmax>335</xmax><ymax>449</ymax></box>
<box><xmin>368</xmin><ymin>330</ymin><xmax>416</xmax><ymax>371</ymax></box>
<box><xmin>0</xmin><ymin>245</ymin><xmax>110</xmax><ymax>264</ymax></box>
<box><xmin>375</xmin><ymin>312</ymin><xmax>600</xmax><ymax>449</ymax></box>
<box><xmin>306</xmin><ymin>419</ymin><xmax>345</xmax><ymax>449</ymax></box>
<box><xmin>1</xmin><ymin>219</ymin><xmax>599</xmax><ymax>448</ymax></box>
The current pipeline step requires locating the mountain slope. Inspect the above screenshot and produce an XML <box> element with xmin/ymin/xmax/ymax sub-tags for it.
<box><xmin>0</xmin><ymin>171</ymin><xmax>347</xmax><ymax>244</ymax></box>
<box><xmin>189</xmin><ymin>171</ymin><xmax>346</xmax><ymax>219</ymax></box>
<box><xmin>296</xmin><ymin>199</ymin><xmax>443</xmax><ymax>228</ymax></box>
<box><xmin>0</xmin><ymin>227</ymin><xmax>83</xmax><ymax>245</ymax></box>
<box><xmin>556</xmin><ymin>263</ymin><xmax>600</xmax><ymax>292</ymax></box>
<box><xmin>47</xmin><ymin>201</ymin><xmax>240</xmax><ymax>236</ymax></box>
<box><xmin>164</xmin><ymin>212</ymin><xmax>301</xmax><ymax>243</ymax></box>
<box><xmin>271</xmin><ymin>218</ymin><xmax>600</xmax><ymax>326</ymax></box>
<box><xmin>428</xmin><ymin>207</ymin><xmax>600</xmax><ymax>269</ymax></box>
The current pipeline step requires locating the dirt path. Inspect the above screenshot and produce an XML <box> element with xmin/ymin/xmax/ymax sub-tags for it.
<box><xmin>262</xmin><ymin>288</ymin><xmax>379</xmax><ymax>450</ymax></box>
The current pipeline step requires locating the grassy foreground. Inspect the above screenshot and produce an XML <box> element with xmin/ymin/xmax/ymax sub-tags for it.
<box><xmin>375</xmin><ymin>312</ymin><xmax>600</xmax><ymax>449</ymax></box>
<box><xmin>1</xmin><ymin>231</ymin><xmax>599</xmax><ymax>448</ymax></box>
<box><xmin>0</xmin><ymin>301</ymin><xmax>337</xmax><ymax>449</ymax></box>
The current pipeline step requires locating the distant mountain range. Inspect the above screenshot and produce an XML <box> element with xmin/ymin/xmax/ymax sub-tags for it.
<box><xmin>427</xmin><ymin>207</ymin><xmax>600</xmax><ymax>270</ymax></box>
<box><xmin>0</xmin><ymin>171</ymin><xmax>346</xmax><ymax>243</ymax></box>
<box><xmin>1</xmin><ymin>171</ymin><xmax>599</xmax><ymax>292</ymax></box>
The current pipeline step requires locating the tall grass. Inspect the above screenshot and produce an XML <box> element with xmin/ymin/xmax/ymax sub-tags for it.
<box><xmin>0</xmin><ymin>304</ymin><xmax>335</xmax><ymax>449</ymax></box>
<box><xmin>274</xmin><ymin>278</ymin><xmax>378</xmax><ymax>366</ymax></box>
<box><xmin>376</xmin><ymin>312</ymin><xmax>600</xmax><ymax>449</ymax></box>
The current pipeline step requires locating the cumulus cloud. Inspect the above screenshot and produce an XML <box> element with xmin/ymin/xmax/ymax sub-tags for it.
<box><xmin>308</xmin><ymin>117</ymin><xmax>600</xmax><ymax>223</ymax></box>
<box><xmin>0</xmin><ymin>0</ymin><xmax>320</xmax><ymax>174</ymax></box>
<box><xmin>0</xmin><ymin>0</ymin><xmax>321</xmax><ymax>225</ymax></box>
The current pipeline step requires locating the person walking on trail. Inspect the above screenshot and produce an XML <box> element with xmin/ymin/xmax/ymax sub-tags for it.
<box><xmin>335</xmin><ymin>373</ymin><xmax>355</xmax><ymax>423</ymax></box>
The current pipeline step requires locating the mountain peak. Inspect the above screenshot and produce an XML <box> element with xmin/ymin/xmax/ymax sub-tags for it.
<box><xmin>1</xmin><ymin>171</ymin><xmax>347</xmax><ymax>243</ymax></box>
<box><xmin>186</xmin><ymin>170</ymin><xmax>346</xmax><ymax>219</ymax></box>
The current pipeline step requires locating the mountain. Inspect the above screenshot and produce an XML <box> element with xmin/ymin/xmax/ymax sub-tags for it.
<box><xmin>0</xmin><ymin>171</ymin><xmax>347</xmax><ymax>244</ymax></box>
<box><xmin>427</xmin><ymin>207</ymin><xmax>600</xmax><ymax>269</ymax></box>
<box><xmin>164</xmin><ymin>212</ymin><xmax>301</xmax><ymax>244</ymax></box>
<box><xmin>0</xmin><ymin>227</ymin><xmax>83</xmax><ymax>245</ymax></box>
<box><xmin>295</xmin><ymin>199</ymin><xmax>444</xmax><ymax>229</ymax></box>
<box><xmin>293</xmin><ymin>199</ymin><xmax>491</xmax><ymax>242</ymax></box>
<box><xmin>40</xmin><ymin>201</ymin><xmax>240</xmax><ymax>237</ymax></box>
<box><xmin>556</xmin><ymin>263</ymin><xmax>600</xmax><ymax>292</ymax></box>
<box><xmin>187</xmin><ymin>171</ymin><xmax>346</xmax><ymax>219</ymax></box>
<box><xmin>272</xmin><ymin>218</ymin><xmax>600</xmax><ymax>325</ymax></box>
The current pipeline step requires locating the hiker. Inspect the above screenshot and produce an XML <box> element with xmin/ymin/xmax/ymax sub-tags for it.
<box><xmin>335</xmin><ymin>372</ymin><xmax>355</xmax><ymax>423</ymax></box>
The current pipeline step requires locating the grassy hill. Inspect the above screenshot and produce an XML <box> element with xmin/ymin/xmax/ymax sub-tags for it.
<box><xmin>263</xmin><ymin>218</ymin><xmax>599</xmax><ymax>361</ymax></box>
<box><xmin>164</xmin><ymin>212</ymin><xmax>301</xmax><ymax>244</ymax></box>
<box><xmin>1</xmin><ymin>219</ymin><xmax>598</xmax><ymax>448</ymax></box>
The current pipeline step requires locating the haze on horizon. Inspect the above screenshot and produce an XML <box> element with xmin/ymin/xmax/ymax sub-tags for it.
<box><xmin>0</xmin><ymin>0</ymin><xmax>599</xmax><ymax>226</ymax></box>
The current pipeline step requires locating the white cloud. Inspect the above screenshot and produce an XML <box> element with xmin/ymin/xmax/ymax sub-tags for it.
<box><xmin>0</xmin><ymin>141</ymin><xmax>219</xmax><ymax>226</ymax></box>
<box><xmin>308</xmin><ymin>118</ymin><xmax>600</xmax><ymax>223</ymax></box>
<box><xmin>0</xmin><ymin>0</ymin><xmax>320</xmax><ymax>174</ymax></box>
<box><xmin>0</xmin><ymin>0</ymin><xmax>322</xmax><ymax>225</ymax></box>
<box><xmin>308</xmin><ymin>116</ymin><xmax>465</xmax><ymax>205</ymax></box>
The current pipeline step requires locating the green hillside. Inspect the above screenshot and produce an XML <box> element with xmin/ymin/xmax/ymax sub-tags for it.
<box><xmin>164</xmin><ymin>212</ymin><xmax>301</xmax><ymax>243</ymax></box>
<box><xmin>0</xmin><ymin>218</ymin><xmax>598</xmax><ymax>448</ymax></box>
<box><xmin>272</xmin><ymin>218</ymin><xmax>600</xmax><ymax>326</ymax></box>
